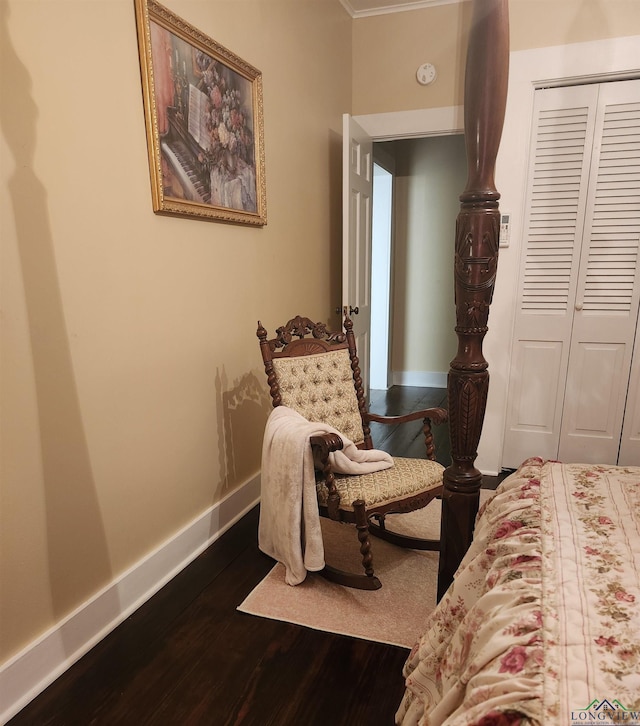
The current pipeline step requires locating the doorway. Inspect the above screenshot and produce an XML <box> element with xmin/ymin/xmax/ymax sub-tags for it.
<box><xmin>369</xmin><ymin>134</ymin><xmax>466</xmax><ymax>391</ymax></box>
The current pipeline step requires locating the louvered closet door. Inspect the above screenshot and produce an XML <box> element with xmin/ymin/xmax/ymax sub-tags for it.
<box><xmin>620</xmin><ymin>315</ymin><xmax>640</xmax><ymax>464</ymax></box>
<box><xmin>503</xmin><ymin>80</ymin><xmax>640</xmax><ymax>467</ymax></box>
<box><xmin>561</xmin><ymin>80</ymin><xmax>640</xmax><ymax>463</ymax></box>
<box><xmin>503</xmin><ymin>85</ymin><xmax>598</xmax><ymax>466</ymax></box>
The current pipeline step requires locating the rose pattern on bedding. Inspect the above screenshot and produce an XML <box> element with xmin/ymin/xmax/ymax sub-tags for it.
<box><xmin>473</xmin><ymin>711</ymin><xmax>526</xmax><ymax>726</ymax></box>
<box><xmin>396</xmin><ymin>458</ymin><xmax>640</xmax><ymax>726</ymax></box>
<box><xmin>396</xmin><ymin>458</ymin><xmax>546</xmax><ymax>725</ymax></box>
<box><xmin>556</xmin><ymin>464</ymin><xmax>640</xmax><ymax>697</ymax></box>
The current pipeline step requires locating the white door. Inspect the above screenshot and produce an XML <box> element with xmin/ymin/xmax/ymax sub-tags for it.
<box><xmin>503</xmin><ymin>80</ymin><xmax>640</xmax><ymax>467</ymax></box>
<box><xmin>503</xmin><ymin>85</ymin><xmax>597</xmax><ymax>466</ymax></box>
<box><xmin>343</xmin><ymin>113</ymin><xmax>373</xmax><ymax>397</ymax></box>
<box><xmin>559</xmin><ymin>81</ymin><xmax>640</xmax><ymax>463</ymax></box>
<box><xmin>619</xmin><ymin>323</ymin><xmax>640</xmax><ymax>465</ymax></box>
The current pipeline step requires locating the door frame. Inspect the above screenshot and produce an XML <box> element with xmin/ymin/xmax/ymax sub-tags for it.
<box><xmin>502</xmin><ymin>80</ymin><xmax>640</xmax><ymax>467</ymax></box>
<box><xmin>354</xmin><ymin>106</ymin><xmax>463</xmax><ymax>142</ymax></box>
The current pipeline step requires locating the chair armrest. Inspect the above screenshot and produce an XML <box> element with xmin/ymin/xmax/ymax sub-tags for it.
<box><xmin>309</xmin><ymin>433</ymin><xmax>343</xmax><ymax>519</ymax></box>
<box><xmin>365</xmin><ymin>407</ymin><xmax>448</xmax><ymax>461</ymax></box>
<box><xmin>365</xmin><ymin>407</ymin><xmax>448</xmax><ymax>427</ymax></box>
<box><xmin>309</xmin><ymin>432</ymin><xmax>344</xmax><ymax>458</ymax></box>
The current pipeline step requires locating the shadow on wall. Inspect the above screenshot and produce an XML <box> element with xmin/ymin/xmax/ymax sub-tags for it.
<box><xmin>215</xmin><ymin>368</ymin><xmax>271</xmax><ymax>496</ymax></box>
<box><xmin>0</xmin><ymin>3</ymin><xmax>114</xmax><ymax>650</ymax></box>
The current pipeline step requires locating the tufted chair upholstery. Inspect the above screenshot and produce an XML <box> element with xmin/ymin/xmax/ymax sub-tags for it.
<box><xmin>272</xmin><ymin>349</ymin><xmax>365</xmax><ymax>445</ymax></box>
<box><xmin>257</xmin><ymin>314</ymin><xmax>448</xmax><ymax>590</ymax></box>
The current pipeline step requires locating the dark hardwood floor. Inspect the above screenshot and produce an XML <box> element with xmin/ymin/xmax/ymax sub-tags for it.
<box><xmin>368</xmin><ymin>385</ymin><xmax>450</xmax><ymax>465</ymax></box>
<box><xmin>8</xmin><ymin>387</ymin><xmax>495</xmax><ymax>726</ymax></box>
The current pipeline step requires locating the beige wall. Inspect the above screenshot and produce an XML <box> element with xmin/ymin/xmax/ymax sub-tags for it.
<box><xmin>353</xmin><ymin>0</ymin><xmax>640</xmax><ymax>115</ymax></box>
<box><xmin>352</xmin><ymin>1</ymin><xmax>472</xmax><ymax>115</ymax></box>
<box><xmin>509</xmin><ymin>0</ymin><xmax>640</xmax><ymax>51</ymax></box>
<box><xmin>0</xmin><ymin>0</ymin><xmax>350</xmax><ymax>663</ymax></box>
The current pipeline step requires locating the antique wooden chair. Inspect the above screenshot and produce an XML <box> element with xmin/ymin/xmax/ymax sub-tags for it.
<box><xmin>257</xmin><ymin>314</ymin><xmax>448</xmax><ymax>590</ymax></box>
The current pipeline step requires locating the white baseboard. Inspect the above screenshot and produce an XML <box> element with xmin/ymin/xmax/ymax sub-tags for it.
<box><xmin>0</xmin><ymin>474</ymin><xmax>261</xmax><ymax>725</ymax></box>
<box><xmin>391</xmin><ymin>370</ymin><xmax>448</xmax><ymax>388</ymax></box>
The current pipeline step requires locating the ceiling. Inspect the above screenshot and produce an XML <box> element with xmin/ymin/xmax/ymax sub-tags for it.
<box><xmin>340</xmin><ymin>0</ymin><xmax>465</xmax><ymax>19</ymax></box>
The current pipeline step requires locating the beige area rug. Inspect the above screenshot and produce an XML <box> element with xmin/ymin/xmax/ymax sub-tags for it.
<box><xmin>238</xmin><ymin>490</ymin><xmax>494</xmax><ymax>649</ymax></box>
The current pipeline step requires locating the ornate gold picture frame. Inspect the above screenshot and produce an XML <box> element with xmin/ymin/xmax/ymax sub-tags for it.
<box><xmin>134</xmin><ymin>0</ymin><xmax>267</xmax><ymax>225</ymax></box>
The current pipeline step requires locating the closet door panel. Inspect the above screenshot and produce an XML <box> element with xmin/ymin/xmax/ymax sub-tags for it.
<box><xmin>558</xmin><ymin>342</ymin><xmax>627</xmax><ymax>462</ymax></box>
<box><xmin>502</xmin><ymin>85</ymin><xmax>598</xmax><ymax>468</ymax></box>
<box><xmin>619</xmin><ymin>326</ymin><xmax>640</xmax><ymax>465</ymax></box>
<box><xmin>504</xmin><ymin>340</ymin><xmax>564</xmax><ymax>464</ymax></box>
<box><xmin>559</xmin><ymin>80</ymin><xmax>640</xmax><ymax>463</ymax></box>
<box><xmin>610</xmin><ymin>84</ymin><xmax>640</xmax><ymax>465</ymax></box>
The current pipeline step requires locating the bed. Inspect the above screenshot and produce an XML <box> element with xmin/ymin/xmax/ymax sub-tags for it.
<box><xmin>401</xmin><ymin>0</ymin><xmax>640</xmax><ymax>723</ymax></box>
<box><xmin>397</xmin><ymin>458</ymin><xmax>640</xmax><ymax>724</ymax></box>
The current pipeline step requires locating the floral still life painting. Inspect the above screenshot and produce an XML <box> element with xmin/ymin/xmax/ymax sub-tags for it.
<box><xmin>135</xmin><ymin>0</ymin><xmax>266</xmax><ymax>225</ymax></box>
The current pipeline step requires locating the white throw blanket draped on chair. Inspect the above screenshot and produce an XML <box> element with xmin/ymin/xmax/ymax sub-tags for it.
<box><xmin>258</xmin><ymin>406</ymin><xmax>394</xmax><ymax>585</ymax></box>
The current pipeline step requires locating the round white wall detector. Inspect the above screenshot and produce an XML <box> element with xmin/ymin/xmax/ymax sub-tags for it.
<box><xmin>416</xmin><ymin>63</ymin><xmax>437</xmax><ymax>86</ymax></box>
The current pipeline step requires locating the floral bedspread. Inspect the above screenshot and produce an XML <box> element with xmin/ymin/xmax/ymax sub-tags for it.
<box><xmin>396</xmin><ymin>458</ymin><xmax>640</xmax><ymax>726</ymax></box>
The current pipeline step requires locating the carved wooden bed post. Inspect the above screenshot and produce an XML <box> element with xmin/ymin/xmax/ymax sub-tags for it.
<box><xmin>437</xmin><ymin>0</ymin><xmax>509</xmax><ymax>600</ymax></box>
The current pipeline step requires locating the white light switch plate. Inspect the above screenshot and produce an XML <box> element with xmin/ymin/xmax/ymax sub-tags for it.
<box><xmin>499</xmin><ymin>212</ymin><xmax>511</xmax><ymax>248</ymax></box>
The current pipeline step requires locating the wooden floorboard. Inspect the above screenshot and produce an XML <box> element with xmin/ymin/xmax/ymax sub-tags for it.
<box><xmin>369</xmin><ymin>386</ymin><xmax>451</xmax><ymax>466</ymax></box>
<box><xmin>9</xmin><ymin>510</ymin><xmax>407</xmax><ymax>726</ymax></box>
<box><xmin>9</xmin><ymin>386</ymin><xmax>490</xmax><ymax>725</ymax></box>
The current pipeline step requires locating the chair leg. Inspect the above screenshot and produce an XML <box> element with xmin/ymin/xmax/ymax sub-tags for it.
<box><xmin>353</xmin><ymin>499</ymin><xmax>376</xmax><ymax>578</ymax></box>
<box><xmin>367</xmin><ymin>500</ymin><xmax>441</xmax><ymax>551</ymax></box>
<box><xmin>317</xmin><ymin>500</ymin><xmax>382</xmax><ymax>590</ymax></box>
<box><xmin>320</xmin><ymin>565</ymin><xmax>381</xmax><ymax>590</ymax></box>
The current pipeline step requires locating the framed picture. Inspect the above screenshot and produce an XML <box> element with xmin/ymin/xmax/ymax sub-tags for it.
<box><xmin>134</xmin><ymin>0</ymin><xmax>266</xmax><ymax>225</ymax></box>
